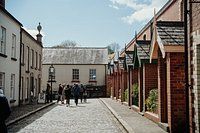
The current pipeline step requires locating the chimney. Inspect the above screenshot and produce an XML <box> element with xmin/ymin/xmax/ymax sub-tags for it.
<box><xmin>0</xmin><ymin>0</ymin><xmax>5</xmax><ymax>8</ymax></box>
<box><xmin>36</xmin><ymin>22</ymin><xmax>43</xmax><ymax>44</ymax></box>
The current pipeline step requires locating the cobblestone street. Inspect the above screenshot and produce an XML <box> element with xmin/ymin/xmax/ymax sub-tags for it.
<box><xmin>8</xmin><ymin>99</ymin><xmax>126</xmax><ymax>133</ymax></box>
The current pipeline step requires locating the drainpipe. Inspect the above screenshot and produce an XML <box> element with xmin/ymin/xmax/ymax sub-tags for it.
<box><xmin>184</xmin><ymin>0</ymin><xmax>189</xmax><ymax>132</ymax></box>
<box><xmin>18</xmin><ymin>28</ymin><xmax>22</xmax><ymax>107</ymax></box>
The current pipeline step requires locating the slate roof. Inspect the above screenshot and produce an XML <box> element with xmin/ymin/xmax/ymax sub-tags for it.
<box><xmin>136</xmin><ymin>40</ymin><xmax>150</xmax><ymax>60</ymax></box>
<box><xmin>42</xmin><ymin>47</ymin><xmax>108</xmax><ymax>64</ymax></box>
<box><xmin>156</xmin><ymin>21</ymin><xmax>184</xmax><ymax>45</ymax></box>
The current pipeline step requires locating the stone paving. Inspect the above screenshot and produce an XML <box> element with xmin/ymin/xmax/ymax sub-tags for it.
<box><xmin>8</xmin><ymin>99</ymin><xmax>126</xmax><ymax>133</ymax></box>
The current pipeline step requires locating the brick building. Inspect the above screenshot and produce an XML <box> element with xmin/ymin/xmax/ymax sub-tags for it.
<box><xmin>188</xmin><ymin>1</ymin><xmax>200</xmax><ymax>133</ymax></box>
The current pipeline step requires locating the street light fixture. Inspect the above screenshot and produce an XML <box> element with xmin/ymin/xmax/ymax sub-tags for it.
<box><xmin>48</xmin><ymin>65</ymin><xmax>55</xmax><ymax>102</ymax></box>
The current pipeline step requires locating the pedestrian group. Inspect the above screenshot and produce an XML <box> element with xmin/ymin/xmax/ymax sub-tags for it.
<box><xmin>48</xmin><ymin>83</ymin><xmax>87</xmax><ymax>107</ymax></box>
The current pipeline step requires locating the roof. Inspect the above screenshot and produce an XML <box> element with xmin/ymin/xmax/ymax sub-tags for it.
<box><xmin>42</xmin><ymin>47</ymin><xmax>108</xmax><ymax>65</ymax></box>
<box><xmin>125</xmin><ymin>0</ymin><xmax>174</xmax><ymax>53</ymax></box>
<box><xmin>136</xmin><ymin>40</ymin><xmax>150</xmax><ymax>60</ymax></box>
<box><xmin>156</xmin><ymin>21</ymin><xmax>184</xmax><ymax>45</ymax></box>
<box><xmin>149</xmin><ymin>21</ymin><xmax>184</xmax><ymax>62</ymax></box>
<box><xmin>21</xmin><ymin>28</ymin><xmax>43</xmax><ymax>48</ymax></box>
<box><xmin>0</xmin><ymin>6</ymin><xmax>22</xmax><ymax>26</ymax></box>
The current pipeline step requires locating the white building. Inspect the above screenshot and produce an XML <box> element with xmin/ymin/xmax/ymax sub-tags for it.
<box><xmin>20</xmin><ymin>24</ymin><xmax>43</xmax><ymax>104</ymax></box>
<box><xmin>0</xmin><ymin>3</ymin><xmax>22</xmax><ymax>106</ymax></box>
<box><xmin>42</xmin><ymin>47</ymin><xmax>108</xmax><ymax>97</ymax></box>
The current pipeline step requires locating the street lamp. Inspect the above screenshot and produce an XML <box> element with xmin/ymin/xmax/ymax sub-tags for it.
<box><xmin>48</xmin><ymin>65</ymin><xmax>55</xmax><ymax>102</ymax></box>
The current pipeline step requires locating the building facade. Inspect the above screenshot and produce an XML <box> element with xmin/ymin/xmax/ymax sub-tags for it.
<box><xmin>0</xmin><ymin>3</ymin><xmax>22</xmax><ymax>107</ymax></box>
<box><xmin>42</xmin><ymin>47</ymin><xmax>108</xmax><ymax>97</ymax></box>
<box><xmin>20</xmin><ymin>25</ymin><xmax>43</xmax><ymax>104</ymax></box>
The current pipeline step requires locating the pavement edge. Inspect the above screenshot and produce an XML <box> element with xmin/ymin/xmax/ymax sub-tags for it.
<box><xmin>6</xmin><ymin>102</ymin><xmax>55</xmax><ymax>126</ymax></box>
<box><xmin>100</xmin><ymin>98</ymin><xmax>135</xmax><ymax>133</ymax></box>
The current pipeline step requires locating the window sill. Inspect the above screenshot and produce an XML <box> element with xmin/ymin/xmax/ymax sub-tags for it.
<box><xmin>11</xmin><ymin>57</ymin><xmax>17</xmax><ymax>61</ymax></box>
<box><xmin>0</xmin><ymin>53</ymin><xmax>7</xmax><ymax>58</ymax></box>
<box><xmin>71</xmin><ymin>80</ymin><xmax>80</xmax><ymax>83</ymax></box>
<box><xmin>10</xmin><ymin>99</ymin><xmax>16</xmax><ymax>103</ymax></box>
<box><xmin>88</xmin><ymin>80</ymin><xmax>97</xmax><ymax>83</ymax></box>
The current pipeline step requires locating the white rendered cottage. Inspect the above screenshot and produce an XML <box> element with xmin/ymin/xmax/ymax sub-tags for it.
<box><xmin>0</xmin><ymin>3</ymin><xmax>22</xmax><ymax>106</ymax></box>
<box><xmin>42</xmin><ymin>47</ymin><xmax>108</xmax><ymax>97</ymax></box>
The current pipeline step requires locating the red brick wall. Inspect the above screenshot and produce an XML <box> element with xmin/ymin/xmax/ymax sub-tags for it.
<box><xmin>138</xmin><ymin>67</ymin><xmax>143</xmax><ymax>112</ymax></box>
<box><xmin>106</xmin><ymin>75</ymin><xmax>112</xmax><ymax>97</ymax></box>
<box><xmin>143</xmin><ymin>63</ymin><xmax>158</xmax><ymax>112</ymax></box>
<box><xmin>158</xmin><ymin>50</ymin><xmax>167</xmax><ymax>123</ymax></box>
<box><xmin>167</xmin><ymin>52</ymin><xmax>186</xmax><ymax>133</ymax></box>
<box><xmin>132</xmin><ymin>68</ymin><xmax>138</xmax><ymax>84</ymax></box>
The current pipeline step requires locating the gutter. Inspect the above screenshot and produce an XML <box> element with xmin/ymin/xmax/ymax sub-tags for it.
<box><xmin>184</xmin><ymin>0</ymin><xmax>189</xmax><ymax>132</ymax></box>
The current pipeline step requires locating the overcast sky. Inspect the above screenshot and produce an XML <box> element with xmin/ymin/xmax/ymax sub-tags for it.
<box><xmin>6</xmin><ymin>0</ymin><xmax>168</xmax><ymax>49</ymax></box>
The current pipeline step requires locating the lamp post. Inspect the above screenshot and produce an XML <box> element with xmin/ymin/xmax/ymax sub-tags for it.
<box><xmin>48</xmin><ymin>65</ymin><xmax>55</xmax><ymax>102</ymax></box>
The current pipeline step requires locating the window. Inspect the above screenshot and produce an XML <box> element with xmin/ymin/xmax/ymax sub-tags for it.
<box><xmin>11</xmin><ymin>34</ymin><xmax>16</xmax><ymax>58</ymax></box>
<box><xmin>10</xmin><ymin>74</ymin><xmax>15</xmax><ymax>99</ymax></box>
<box><xmin>31</xmin><ymin>49</ymin><xmax>34</xmax><ymax>68</ymax></box>
<box><xmin>35</xmin><ymin>78</ymin><xmax>37</xmax><ymax>97</ymax></box>
<box><xmin>0</xmin><ymin>26</ymin><xmax>6</xmax><ymax>54</ymax></box>
<box><xmin>20</xmin><ymin>77</ymin><xmax>24</xmax><ymax>100</ymax></box>
<box><xmin>26</xmin><ymin>46</ymin><xmax>29</xmax><ymax>72</ymax></box>
<box><xmin>21</xmin><ymin>43</ymin><xmax>24</xmax><ymax>64</ymax></box>
<box><xmin>39</xmin><ymin>54</ymin><xmax>41</xmax><ymax>70</ymax></box>
<box><xmin>0</xmin><ymin>72</ymin><xmax>5</xmax><ymax>93</ymax></box>
<box><xmin>35</xmin><ymin>52</ymin><xmax>38</xmax><ymax>69</ymax></box>
<box><xmin>72</xmin><ymin>69</ymin><xmax>79</xmax><ymax>80</ymax></box>
<box><xmin>25</xmin><ymin>77</ymin><xmax>29</xmax><ymax>99</ymax></box>
<box><xmin>89</xmin><ymin>69</ymin><xmax>96</xmax><ymax>80</ymax></box>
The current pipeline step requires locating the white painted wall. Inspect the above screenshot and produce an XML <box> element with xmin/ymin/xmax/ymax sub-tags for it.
<box><xmin>41</xmin><ymin>64</ymin><xmax>106</xmax><ymax>91</ymax></box>
<box><xmin>0</xmin><ymin>11</ymin><xmax>21</xmax><ymax>106</ymax></box>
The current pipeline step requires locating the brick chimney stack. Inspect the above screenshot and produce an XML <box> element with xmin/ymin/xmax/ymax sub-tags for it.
<box><xmin>0</xmin><ymin>0</ymin><xmax>5</xmax><ymax>8</ymax></box>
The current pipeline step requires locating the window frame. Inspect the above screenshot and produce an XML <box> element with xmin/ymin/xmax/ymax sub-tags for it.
<box><xmin>89</xmin><ymin>69</ymin><xmax>96</xmax><ymax>81</ymax></box>
<box><xmin>0</xmin><ymin>72</ymin><xmax>5</xmax><ymax>93</ymax></box>
<box><xmin>72</xmin><ymin>69</ymin><xmax>79</xmax><ymax>81</ymax></box>
<box><xmin>11</xmin><ymin>34</ymin><xmax>16</xmax><ymax>58</ymax></box>
<box><xmin>0</xmin><ymin>26</ymin><xmax>6</xmax><ymax>55</ymax></box>
<box><xmin>10</xmin><ymin>74</ymin><xmax>15</xmax><ymax>100</ymax></box>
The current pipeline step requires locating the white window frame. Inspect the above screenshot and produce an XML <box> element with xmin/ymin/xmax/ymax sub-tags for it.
<box><xmin>89</xmin><ymin>69</ymin><xmax>96</xmax><ymax>80</ymax></box>
<box><xmin>26</xmin><ymin>46</ymin><xmax>29</xmax><ymax>71</ymax></box>
<box><xmin>39</xmin><ymin>54</ymin><xmax>41</xmax><ymax>70</ymax></box>
<box><xmin>72</xmin><ymin>69</ymin><xmax>79</xmax><ymax>80</ymax></box>
<box><xmin>11</xmin><ymin>34</ymin><xmax>16</xmax><ymax>58</ymax></box>
<box><xmin>20</xmin><ymin>77</ymin><xmax>24</xmax><ymax>100</ymax></box>
<box><xmin>0</xmin><ymin>72</ymin><xmax>5</xmax><ymax>93</ymax></box>
<box><xmin>31</xmin><ymin>49</ymin><xmax>34</xmax><ymax>68</ymax></box>
<box><xmin>10</xmin><ymin>74</ymin><xmax>15</xmax><ymax>100</ymax></box>
<box><xmin>21</xmin><ymin>43</ymin><xmax>24</xmax><ymax>64</ymax></box>
<box><xmin>1</xmin><ymin>26</ymin><xmax>6</xmax><ymax>54</ymax></box>
<box><xmin>35</xmin><ymin>51</ymin><xmax>38</xmax><ymax>69</ymax></box>
<box><xmin>25</xmin><ymin>77</ymin><xmax>29</xmax><ymax>99</ymax></box>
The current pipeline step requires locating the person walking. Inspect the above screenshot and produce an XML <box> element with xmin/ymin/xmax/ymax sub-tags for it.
<box><xmin>0</xmin><ymin>89</ymin><xmax>11</xmax><ymax>133</ymax></box>
<box><xmin>57</xmin><ymin>84</ymin><xmax>63</xmax><ymax>103</ymax></box>
<box><xmin>73</xmin><ymin>83</ymin><xmax>80</xmax><ymax>106</ymax></box>
<box><xmin>79</xmin><ymin>84</ymin><xmax>84</xmax><ymax>103</ymax></box>
<box><xmin>46</xmin><ymin>83</ymin><xmax>50</xmax><ymax>103</ymax></box>
<box><xmin>64</xmin><ymin>84</ymin><xmax>71</xmax><ymax>107</ymax></box>
<box><xmin>83</xmin><ymin>86</ymin><xmax>87</xmax><ymax>103</ymax></box>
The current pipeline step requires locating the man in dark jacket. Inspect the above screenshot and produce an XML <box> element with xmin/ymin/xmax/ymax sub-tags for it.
<box><xmin>0</xmin><ymin>89</ymin><xmax>11</xmax><ymax>133</ymax></box>
<box><xmin>73</xmin><ymin>83</ymin><xmax>80</xmax><ymax>106</ymax></box>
